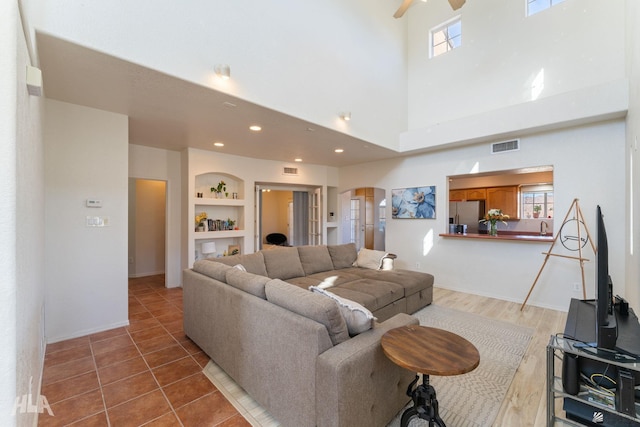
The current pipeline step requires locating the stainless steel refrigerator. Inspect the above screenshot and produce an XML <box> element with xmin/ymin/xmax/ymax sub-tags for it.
<box><xmin>449</xmin><ymin>200</ymin><xmax>486</xmax><ymax>233</ymax></box>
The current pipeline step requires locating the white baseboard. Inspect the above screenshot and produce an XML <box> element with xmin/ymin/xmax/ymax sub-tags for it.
<box><xmin>46</xmin><ymin>319</ymin><xmax>130</xmax><ymax>345</ymax></box>
<box><xmin>128</xmin><ymin>270</ymin><xmax>165</xmax><ymax>278</ymax></box>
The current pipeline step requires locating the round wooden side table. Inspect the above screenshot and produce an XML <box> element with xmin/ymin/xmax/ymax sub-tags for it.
<box><xmin>381</xmin><ymin>325</ymin><xmax>480</xmax><ymax>427</ymax></box>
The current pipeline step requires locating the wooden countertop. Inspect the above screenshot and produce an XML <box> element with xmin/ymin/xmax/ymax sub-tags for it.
<box><xmin>440</xmin><ymin>232</ymin><xmax>554</xmax><ymax>243</ymax></box>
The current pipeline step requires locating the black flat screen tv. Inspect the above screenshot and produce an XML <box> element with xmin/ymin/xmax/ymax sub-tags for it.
<box><xmin>595</xmin><ymin>205</ymin><xmax>617</xmax><ymax>349</ymax></box>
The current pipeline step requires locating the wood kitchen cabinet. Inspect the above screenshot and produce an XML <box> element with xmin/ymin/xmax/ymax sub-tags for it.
<box><xmin>450</xmin><ymin>186</ymin><xmax>518</xmax><ymax>217</ymax></box>
<box><xmin>449</xmin><ymin>188</ymin><xmax>487</xmax><ymax>201</ymax></box>
<box><xmin>465</xmin><ymin>188</ymin><xmax>487</xmax><ymax>200</ymax></box>
<box><xmin>486</xmin><ymin>186</ymin><xmax>518</xmax><ymax>218</ymax></box>
<box><xmin>449</xmin><ymin>189</ymin><xmax>467</xmax><ymax>201</ymax></box>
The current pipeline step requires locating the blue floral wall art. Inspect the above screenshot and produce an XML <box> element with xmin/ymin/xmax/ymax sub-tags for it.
<box><xmin>391</xmin><ymin>186</ymin><xmax>436</xmax><ymax>219</ymax></box>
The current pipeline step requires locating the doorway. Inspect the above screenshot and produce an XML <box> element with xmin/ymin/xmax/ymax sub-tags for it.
<box><xmin>340</xmin><ymin>187</ymin><xmax>386</xmax><ymax>251</ymax></box>
<box><xmin>128</xmin><ymin>178</ymin><xmax>167</xmax><ymax>278</ymax></box>
<box><xmin>255</xmin><ymin>184</ymin><xmax>322</xmax><ymax>249</ymax></box>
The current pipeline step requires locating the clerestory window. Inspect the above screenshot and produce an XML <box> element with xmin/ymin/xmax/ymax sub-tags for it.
<box><xmin>431</xmin><ymin>17</ymin><xmax>461</xmax><ymax>58</ymax></box>
<box><xmin>527</xmin><ymin>0</ymin><xmax>565</xmax><ymax>17</ymax></box>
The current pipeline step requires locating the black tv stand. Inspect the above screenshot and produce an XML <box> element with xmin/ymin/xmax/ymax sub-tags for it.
<box><xmin>555</xmin><ymin>298</ymin><xmax>640</xmax><ymax>425</ymax></box>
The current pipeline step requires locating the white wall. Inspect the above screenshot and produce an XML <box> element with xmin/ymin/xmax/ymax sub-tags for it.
<box><xmin>626</xmin><ymin>0</ymin><xmax>640</xmax><ymax>312</ymax></box>
<box><xmin>44</xmin><ymin>99</ymin><xmax>129</xmax><ymax>343</ymax></box>
<box><xmin>22</xmin><ymin>0</ymin><xmax>407</xmax><ymax>150</ymax></box>
<box><xmin>15</xmin><ymin>12</ymin><xmax>45</xmax><ymax>427</ymax></box>
<box><xmin>407</xmin><ymin>0</ymin><xmax>626</xmax><ymax>130</ymax></box>
<box><xmin>0</xmin><ymin>3</ymin><xmax>18</xmax><ymax>420</ymax></box>
<box><xmin>129</xmin><ymin>144</ymin><xmax>182</xmax><ymax>287</ymax></box>
<box><xmin>340</xmin><ymin>120</ymin><xmax>627</xmax><ymax>311</ymax></box>
<box><xmin>1</xmin><ymin>3</ymin><xmax>45</xmax><ymax>425</ymax></box>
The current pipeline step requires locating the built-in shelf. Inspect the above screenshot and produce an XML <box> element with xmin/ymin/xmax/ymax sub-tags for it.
<box><xmin>189</xmin><ymin>171</ymin><xmax>248</xmax><ymax>267</ymax></box>
<box><xmin>193</xmin><ymin>197</ymin><xmax>244</xmax><ymax>206</ymax></box>
<box><xmin>194</xmin><ymin>230</ymin><xmax>245</xmax><ymax>239</ymax></box>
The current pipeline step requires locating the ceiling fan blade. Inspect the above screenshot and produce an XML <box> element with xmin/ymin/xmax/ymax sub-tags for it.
<box><xmin>448</xmin><ymin>0</ymin><xmax>466</xmax><ymax>10</ymax></box>
<box><xmin>393</xmin><ymin>0</ymin><xmax>414</xmax><ymax>18</ymax></box>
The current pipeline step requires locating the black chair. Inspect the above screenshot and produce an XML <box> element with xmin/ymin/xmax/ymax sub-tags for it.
<box><xmin>266</xmin><ymin>233</ymin><xmax>288</xmax><ymax>246</ymax></box>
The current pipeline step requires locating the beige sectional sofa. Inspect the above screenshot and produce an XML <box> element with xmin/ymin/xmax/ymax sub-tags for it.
<box><xmin>183</xmin><ymin>243</ymin><xmax>434</xmax><ymax>427</ymax></box>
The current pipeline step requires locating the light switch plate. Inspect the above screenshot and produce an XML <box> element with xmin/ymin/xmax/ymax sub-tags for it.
<box><xmin>86</xmin><ymin>216</ymin><xmax>109</xmax><ymax>227</ymax></box>
<box><xmin>86</xmin><ymin>199</ymin><xmax>102</xmax><ymax>208</ymax></box>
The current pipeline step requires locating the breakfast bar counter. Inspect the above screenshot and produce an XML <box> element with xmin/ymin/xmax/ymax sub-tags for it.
<box><xmin>439</xmin><ymin>232</ymin><xmax>554</xmax><ymax>243</ymax></box>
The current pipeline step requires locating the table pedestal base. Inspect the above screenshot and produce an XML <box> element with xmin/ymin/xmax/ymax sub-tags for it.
<box><xmin>400</xmin><ymin>374</ymin><xmax>446</xmax><ymax>427</ymax></box>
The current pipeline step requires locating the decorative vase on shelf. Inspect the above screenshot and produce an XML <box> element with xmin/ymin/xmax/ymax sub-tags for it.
<box><xmin>198</xmin><ymin>222</ymin><xmax>207</xmax><ymax>232</ymax></box>
<box><xmin>489</xmin><ymin>221</ymin><xmax>498</xmax><ymax>237</ymax></box>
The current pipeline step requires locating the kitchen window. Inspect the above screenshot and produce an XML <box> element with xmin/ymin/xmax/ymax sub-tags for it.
<box><xmin>521</xmin><ymin>185</ymin><xmax>554</xmax><ymax>219</ymax></box>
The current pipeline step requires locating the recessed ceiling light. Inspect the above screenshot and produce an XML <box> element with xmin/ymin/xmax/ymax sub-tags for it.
<box><xmin>294</xmin><ymin>158</ymin><xmax>303</xmax><ymax>162</ymax></box>
<box><xmin>249</xmin><ymin>125</ymin><xmax>262</xmax><ymax>132</ymax></box>
<box><xmin>334</xmin><ymin>148</ymin><xmax>344</xmax><ymax>153</ymax></box>
<box><xmin>213</xmin><ymin>142</ymin><xmax>224</xmax><ymax>147</ymax></box>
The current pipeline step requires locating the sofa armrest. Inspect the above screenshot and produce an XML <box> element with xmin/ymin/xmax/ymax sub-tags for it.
<box><xmin>316</xmin><ymin>313</ymin><xmax>419</xmax><ymax>427</ymax></box>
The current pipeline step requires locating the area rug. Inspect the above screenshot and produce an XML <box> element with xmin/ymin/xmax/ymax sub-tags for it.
<box><xmin>202</xmin><ymin>304</ymin><xmax>534</xmax><ymax>427</ymax></box>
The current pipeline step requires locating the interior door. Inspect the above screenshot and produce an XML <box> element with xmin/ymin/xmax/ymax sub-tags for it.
<box><xmin>288</xmin><ymin>201</ymin><xmax>293</xmax><ymax>244</ymax></box>
<box><xmin>350</xmin><ymin>196</ymin><xmax>365</xmax><ymax>251</ymax></box>
<box><xmin>255</xmin><ymin>185</ymin><xmax>262</xmax><ymax>250</ymax></box>
<box><xmin>309</xmin><ymin>188</ymin><xmax>322</xmax><ymax>245</ymax></box>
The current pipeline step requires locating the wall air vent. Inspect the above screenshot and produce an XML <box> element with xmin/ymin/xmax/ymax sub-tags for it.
<box><xmin>282</xmin><ymin>167</ymin><xmax>299</xmax><ymax>176</ymax></box>
<box><xmin>491</xmin><ymin>139</ymin><xmax>520</xmax><ymax>154</ymax></box>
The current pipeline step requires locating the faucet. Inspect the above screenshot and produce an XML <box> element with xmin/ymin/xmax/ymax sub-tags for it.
<box><xmin>540</xmin><ymin>220</ymin><xmax>548</xmax><ymax>236</ymax></box>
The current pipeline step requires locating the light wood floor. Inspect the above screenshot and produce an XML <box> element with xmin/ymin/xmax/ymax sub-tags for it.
<box><xmin>433</xmin><ymin>287</ymin><xmax>567</xmax><ymax>427</ymax></box>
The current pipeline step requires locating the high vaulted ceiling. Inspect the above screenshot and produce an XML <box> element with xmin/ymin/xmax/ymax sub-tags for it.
<box><xmin>37</xmin><ymin>33</ymin><xmax>402</xmax><ymax>168</ymax></box>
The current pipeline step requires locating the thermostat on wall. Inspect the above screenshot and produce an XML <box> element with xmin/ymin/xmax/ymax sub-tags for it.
<box><xmin>86</xmin><ymin>199</ymin><xmax>102</xmax><ymax>208</ymax></box>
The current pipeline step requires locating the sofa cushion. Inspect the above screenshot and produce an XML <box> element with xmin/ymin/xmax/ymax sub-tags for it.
<box><xmin>210</xmin><ymin>252</ymin><xmax>268</xmax><ymax>276</ymax></box>
<box><xmin>193</xmin><ymin>259</ymin><xmax>233</xmax><ymax>282</ymax></box>
<box><xmin>336</xmin><ymin>279</ymin><xmax>405</xmax><ymax>310</ymax></box>
<box><xmin>265</xmin><ymin>279</ymin><xmax>349</xmax><ymax>345</ymax></box>
<box><xmin>327</xmin><ymin>243</ymin><xmax>358</xmax><ymax>269</ymax></box>
<box><xmin>285</xmin><ymin>276</ymin><xmax>323</xmax><ymax>289</ymax></box>
<box><xmin>309</xmin><ymin>286</ymin><xmax>376</xmax><ymax>336</ymax></box>
<box><xmin>297</xmin><ymin>245</ymin><xmax>334</xmax><ymax>275</ymax></box>
<box><xmin>306</xmin><ymin>271</ymin><xmax>363</xmax><ymax>287</ymax></box>
<box><xmin>352</xmin><ymin>248</ymin><xmax>390</xmax><ymax>270</ymax></box>
<box><xmin>225</xmin><ymin>268</ymin><xmax>270</xmax><ymax>299</ymax></box>
<box><xmin>262</xmin><ymin>246</ymin><xmax>305</xmax><ymax>280</ymax></box>
<box><xmin>350</xmin><ymin>269</ymin><xmax>434</xmax><ymax>297</ymax></box>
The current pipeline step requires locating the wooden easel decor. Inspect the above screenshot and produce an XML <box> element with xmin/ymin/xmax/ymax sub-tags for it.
<box><xmin>520</xmin><ymin>198</ymin><xmax>597</xmax><ymax>310</ymax></box>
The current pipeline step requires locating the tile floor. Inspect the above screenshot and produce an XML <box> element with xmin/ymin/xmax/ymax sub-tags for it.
<box><xmin>38</xmin><ymin>274</ymin><xmax>251</xmax><ymax>427</ymax></box>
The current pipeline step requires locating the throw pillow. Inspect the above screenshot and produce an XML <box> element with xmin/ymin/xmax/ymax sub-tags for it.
<box><xmin>309</xmin><ymin>286</ymin><xmax>376</xmax><ymax>336</ymax></box>
<box><xmin>352</xmin><ymin>248</ymin><xmax>389</xmax><ymax>270</ymax></box>
<box><xmin>265</xmin><ymin>279</ymin><xmax>350</xmax><ymax>345</ymax></box>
